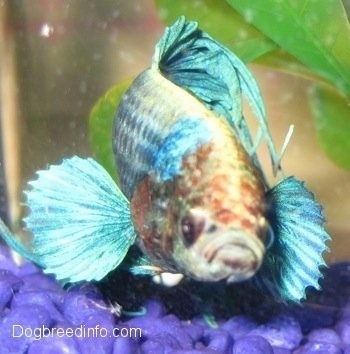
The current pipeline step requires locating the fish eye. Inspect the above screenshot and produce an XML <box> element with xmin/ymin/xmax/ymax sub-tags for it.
<box><xmin>181</xmin><ymin>217</ymin><xmax>196</xmax><ymax>246</ymax></box>
<box><xmin>181</xmin><ymin>213</ymin><xmax>205</xmax><ymax>246</ymax></box>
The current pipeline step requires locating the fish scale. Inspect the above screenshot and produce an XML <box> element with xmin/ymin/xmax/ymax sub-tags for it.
<box><xmin>113</xmin><ymin>68</ymin><xmax>215</xmax><ymax>199</ymax></box>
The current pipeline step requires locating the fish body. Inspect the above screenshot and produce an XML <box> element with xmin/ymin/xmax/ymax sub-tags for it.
<box><xmin>0</xmin><ymin>17</ymin><xmax>330</xmax><ymax>302</ymax></box>
<box><xmin>114</xmin><ymin>68</ymin><xmax>268</xmax><ymax>283</ymax></box>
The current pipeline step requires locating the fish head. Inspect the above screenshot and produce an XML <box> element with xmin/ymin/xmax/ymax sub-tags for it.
<box><xmin>172</xmin><ymin>206</ymin><xmax>269</xmax><ymax>283</ymax></box>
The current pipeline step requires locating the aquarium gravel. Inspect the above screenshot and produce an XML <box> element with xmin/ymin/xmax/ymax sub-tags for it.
<box><xmin>0</xmin><ymin>244</ymin><xmax>349</xmax><ymax>354</ymax></box>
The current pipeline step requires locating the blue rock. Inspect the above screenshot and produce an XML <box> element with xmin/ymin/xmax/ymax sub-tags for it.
<box><xmin>307</xmin><ymin>328</ymin><xmax>342</xmax><ymax>346</ymax></box>
<box><xmin>203</xmin><ymin>327</ymin><xmax>233</xmax><ymax>353</ymax></box>
<box><xmin>232</xmin><ymin>335</ymin><xmax>274</xmax><ymax>354</ymax></box>
<box><xmin>248</xmin><ymin>314</ymin><xmax>302</xmax><ymax>350</ymax></box>
<box><xmin>222</xmin><ymin>315</ymin><xmax>257</xmax><ymax>340</ymax></box>
<box><xmin>295</xmin><ymin>342</ymin><xmax>343</xmax><ymax>354</ymax></box>
<box><xmin>113</xmin><ymin>337</ymin><xmax>139</xmax><ymax>354</ymax></box>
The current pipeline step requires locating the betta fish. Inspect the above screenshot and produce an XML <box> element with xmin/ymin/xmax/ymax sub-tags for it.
<box><xmin>0</xmin><ymin>17</ymin><xmax>330</xmax><ymax>302</ymax></box>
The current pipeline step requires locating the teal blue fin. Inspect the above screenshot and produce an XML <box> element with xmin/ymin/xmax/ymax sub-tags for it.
<box><xmin>20</xmin><ymin>156</ymin><xmax>136</xmax><ymax>284</ymax></box>
<box><xmin>251</xmin><ymin>177</ymin><xmax>330</xmax><ymax>302</ymax></box>
<box><xmin>120</xmin><ymin>246</ymin><xmax>159</xmax><ymax>276</ymax></box>
<box><xmin>153</xmin><ymin>16</ymin><xmax>283</xmax><ymax>178</ymax></box>
<box><xmin>128</xmin><ymin>257</ymin><xmax>161</xmax><ymax>277</ymax></box>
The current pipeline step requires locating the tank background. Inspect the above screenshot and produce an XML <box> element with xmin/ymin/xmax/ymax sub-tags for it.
<box><xmin>0</xmin><ymin>0</ymin><xmax>349</xmax><ymax>262</ymax></box>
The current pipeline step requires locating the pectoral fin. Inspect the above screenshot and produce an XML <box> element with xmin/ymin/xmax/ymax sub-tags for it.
<box><xmin>251</xmin><ymin>176</ymin><xmax>330</xmax><ymax>302</ymax></box>
<box><xmin>1</xmin><ymin>156</ymin><xmax>137</xmax><ymax>284</ymax></box>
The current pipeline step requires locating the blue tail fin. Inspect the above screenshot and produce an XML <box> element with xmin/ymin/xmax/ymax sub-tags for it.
<box><xmin>251</xmin><ymin>177</ymin><xmax>330</xmax><ymax>302</ymax></box>
<box><xmin>1</xmin><ymin>156</ymin><xmax>136</xmax><ymax>284</ymax></box>
<box><xmin>153</xmin><ymin>16</ymin><xmax>282</xmax><ymax>178</ymax></box>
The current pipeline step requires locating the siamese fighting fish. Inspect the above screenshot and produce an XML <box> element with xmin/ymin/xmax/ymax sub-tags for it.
<box><xmin>0</xmin><ymin>17</ymin><xmax>330</xmax><ymax>302</ymax></box>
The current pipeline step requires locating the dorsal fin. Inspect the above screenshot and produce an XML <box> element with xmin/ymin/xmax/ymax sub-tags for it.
<box><xmin>153</xmin><ymin>16</ymin><xmax>288</xmax><ymax>180</ymax></box>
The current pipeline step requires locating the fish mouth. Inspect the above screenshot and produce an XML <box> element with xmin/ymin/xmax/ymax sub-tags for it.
<box><xmin>201</xmin><ymin>231</ymin><xmax>265</xmax><ymax>283</ymax></box>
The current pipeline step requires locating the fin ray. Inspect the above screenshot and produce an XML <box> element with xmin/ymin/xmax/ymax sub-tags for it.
<box><xmin>22</xmin><ymin>156</ymin><xmax>136</xmax><ymax>283</ymax></box>
<box><xmin>154</xmin><ymin>16</ymin><xmax>283</xmax><ymax>178</ymax></box>
<box><xmin>251</xmin><ymin>177</ymin><xmax>330</xmax><ymax>302</ymax></box>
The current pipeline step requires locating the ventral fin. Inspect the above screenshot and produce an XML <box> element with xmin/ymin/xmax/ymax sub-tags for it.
<box><xmin>251</xmin><ymin>177</ymin><xmax>330</xmax><ymax>302</ymax></box>
<box><xmin>22</xmin><ymin>156</ymin><xmax>136</xmax><ymax>284</ymax></box>
<box><xmin>124</xmin><ymin>249</ymin><xmax>184</xmax><ymax>287</ymax></box>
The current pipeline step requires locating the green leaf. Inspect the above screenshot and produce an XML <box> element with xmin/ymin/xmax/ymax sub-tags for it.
<box><xmin>310</xmin><ymin>85</ymin><xmax>350</xmax><ymax>169</ymax></box>
<box><xmin>257</xmin><ymin>50</ymin><xmax>329</xmax><ymax>85</ymax></box>
<box><xmin>155</xmin><ymin>0</ymin><xmax>276</xmax><ymax>62</ymax></box>
<box><xmin>227</xmin><ymin>0</ymin><xmax>350</xmax><ymax>95</ymax></box>
<box><xmin>89</xmin><ymin>80</ymin><xmax>132</xmax><ymax>183</ymax></box>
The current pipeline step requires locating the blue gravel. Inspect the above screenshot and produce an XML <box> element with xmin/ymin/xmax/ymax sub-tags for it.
<box><xmin>0</xmin><ymin>243</ymin><xmax>349</xmax><ymax>353</ymax></box>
